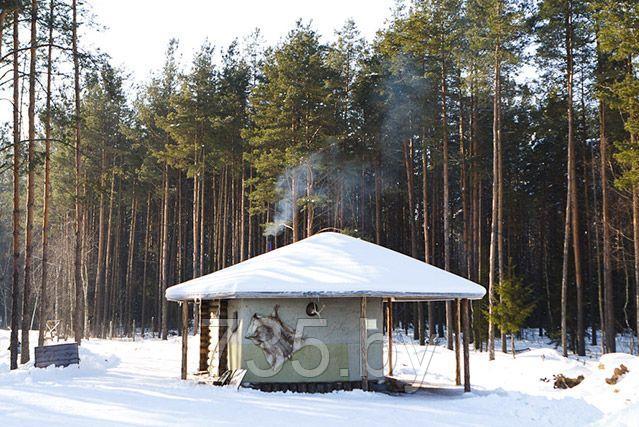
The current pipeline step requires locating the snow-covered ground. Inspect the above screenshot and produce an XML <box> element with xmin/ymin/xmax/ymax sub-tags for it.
<box><xmin>0</xmin><ymin>329</ymin><xmax>637</xmax><ymax>426</ymax></box>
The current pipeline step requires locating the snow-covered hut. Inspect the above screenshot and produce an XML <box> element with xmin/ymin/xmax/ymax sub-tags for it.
<box><xmin>165</xmin><ymin>232</ymin><xmax>485</xmax><ymax>392</ymax></box>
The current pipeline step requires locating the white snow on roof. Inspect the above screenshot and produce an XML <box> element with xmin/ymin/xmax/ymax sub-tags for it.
<box><xmin>165</xmin><ymin>232</ymin><xmax>486</xmax><ymax>301</ymax></box>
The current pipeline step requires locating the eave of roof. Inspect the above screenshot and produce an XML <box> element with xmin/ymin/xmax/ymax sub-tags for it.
<box><xmin>165</xmin><ymin>232</ymin><xmax>487</xmax><ymax>302</ymax></box>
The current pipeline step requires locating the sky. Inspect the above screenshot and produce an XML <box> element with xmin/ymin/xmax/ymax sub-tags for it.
<box><xmin>86</xmin><ymin>0</ymin><xmax>395</xmax><ymax>83</ymax></box>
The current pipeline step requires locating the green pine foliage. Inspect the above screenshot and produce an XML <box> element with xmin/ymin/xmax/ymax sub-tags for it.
<box><xmin>245</xmin><ymin>21</ymin><xmax>334</xmax><ymax>215</ymax></box>
<box><xmin>596</xmin><ymin>1</ymin><xmax>639</xmax><ymax>190</ymax></box>
<box><xmin>488</xmin><ymin>271</ymin><xmax>536</xmax><ymax>356</ymax></box>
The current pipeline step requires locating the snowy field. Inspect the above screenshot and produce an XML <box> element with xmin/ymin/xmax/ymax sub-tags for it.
<box><xmin>1</xmin><ymin>329</ymin><xmax>637</xmax><ymax>426</ymax></box>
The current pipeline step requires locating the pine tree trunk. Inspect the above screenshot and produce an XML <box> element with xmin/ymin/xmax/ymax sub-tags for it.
<box><xmin>211</xmin><ymin>174</ymin><xmax>219</xmax><ymax>268</ymax></box>
<box><xmin>215</xmin><ymin>172</ymin><xmax>223</xmax><ymax>269</ymax></box>
<box><xmin>110</xmin><ymin>193</ymin><xmax>122</xmax><ymax>330</ymax></box>
<box><xmin>306</xmin><ymin>165</ymin><xmax>314</xmax><ymax>238</ymax></box>
<box><xmin>633</xmin><ymin>185</ymin><xmax>639</xmax><ymax>354</ymax></box>
<box><xmin>291</xmin><ymin>175</ymin><xmax>300</xmax><ymax>242</ymax></box>
<box><xmin>193</xmin><ymin>171</ymin><xmax>200</xmax><ymax>279</ymax></box>
<box><xmin>10</xmin><ymin>10</ymin><xmax>21</xmax><ymax>370</ymax></box>
<box><xmin>247</xmin><ymin>167</ymin><xmax>253</xmax><ymax>259</ymax></box>
<box><xmin>488</xmin><ymin>38</ymin><xmax>501</xmax><ymax>361</ymax></box>
<box><xmin>497</xmin><ymin>62</ymin><xmax>506</xmax><ymax>354</ymax></box>
<box><xmin>422</xmin><ymin>142</ymin><xmax>432</xmax><ymax>345</ymax></box>
<box><xmin>619</xmin><ymin>230</ymin><xmax>633</xmax><ymax>352</ymax></box>
<box><xmin>471</xmin><ymin>76</ymin><xmax>482</xmax><ymax>349</ymax></box>
<box><xmin>93</xmin><ymin>149</ymin><xmax>107</xmax><ymax>336</ymax></box>
<box><xmin>102</xmin><ymin>171</ymin><xmax>116</xmax><ymax>337</ymax></box>
<box><xmin>441</xmin><ymin>63</ymin><xmax>454</xmax><ymax>352</ymax></box>
<box><xmin>542</xmin><ymin>231</ymin><xmax>554</xmax><ymax>332</ymax></box>
<box><xmin>200</xmin><ymin>172</ymin><xmax>206</xmax><ymax>273</ymax></box>
<box><xmin>21</xmin><ymin>0</ymin><xmax>38</xmax><ymax>363</ymax></box>
<box><xmin>561</xmin><ymin>180</ymin><xmax>571</xmax><ymax>357</ymax></box>
<box><xmin>375</xmin><ymin>156</ymin><xmax>382</xmax><ymax>245</ymax></box>
<box><xmin>458</xmin><ymin>85</ymin><xmax>469</xmax><ymax>368</ymax></box>
<box><xmin>38</xmin><ymin>0</ymin><xmax>55</xmax><ymax>347</ymax></box>
<box><xmin>590</xmin><ymin>142</ymin><xmax>603</xmax><ymax>346</ymax></box>
<box><xmin>161</xmin><ymin>164</ymin><xmax>170</xmax><ymax>340</ymax></box>
<box><xmin>441</xmin><ymin>66</ymin><xmax>450</xmax><ymax>273</ymax></box>
<box><xmin>0</xmin><ymin>10</ymin><xmax>5</xmax><ymax>331</ymax></box>
<box><xmin>155</xmin><ymin>192</ymin><xmax>164</xmax><ymax>334</ymax></box>
<box><xmin>579</xmin><ymin>81</ymin><xmax>596</xmax><ymax>346</ymax></box>
<box><xmin>72</xmin><ymin>0</ymin><xmax>84</xmax><ymax>344</ymax></box>
<box><xmin>470</xmin><ymin>80</ymin><xmax>479</xmax><ymax>283</ymax></box>
<box><xmin>81</xmin><ymin>185</ymin><xmax>89</xmax><ymax>337</ymax></box>
<box><xmin>232</xmin><ymin>174</ymin><xmax>238</xmax><ymax>263</ymax></box>
<box><xmin>359</xmin><ymin>165</ymin><xmax>366</xmax><ymax>235</ymax></box>
<box><xmin>176</xmin><ymin>173</ymin><xmax>183</xmax><ymax>283</ymax></box>
<box><xmin>566</xmin><ymin>0</ymin><xmax>585</xmax><ymax>357</ymax></box>
<box><xmin>124</xmin><ymin>192</ymin><xmax>137</xmax><ymax>336</ymax></box>
<box><xmin>599</xmin><ymin>99</ymin><xmax>615</xmax><ymax>353</ymax></box>
<box><xmin>240</xmin><ymin>163</ymin><xmax>247</xmax><ymax>261</ymax></box>
<box><xmin>402</xmin><ymin>139</ymin><xmax>418</xmax><ymax>259</ymax></box>
<box><xmin>221</xmin><ymin>169</ymin><xmax>229</xmax><ymax>267</ymax></box>
<box><xmin>141</xmin><ymin>193</ymin><xmax>151</xmax><ymax>336</ymax></box>
<box><xmin>460</xmin><ymin>86</ymin><xmax>471</xmax><ymax>279</ymax></box>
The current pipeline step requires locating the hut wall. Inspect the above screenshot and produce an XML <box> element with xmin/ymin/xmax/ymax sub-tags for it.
<box><xmin>226</xmin><ymin>297</ymin><xmax>383</xmax><ymax>384</ymax></box>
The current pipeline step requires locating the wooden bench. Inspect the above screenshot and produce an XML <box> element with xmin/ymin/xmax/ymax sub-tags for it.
<box><xmin>35</xmin><ymin>343</ymin><xmax>80</xmax><ymax>368</ymax></box>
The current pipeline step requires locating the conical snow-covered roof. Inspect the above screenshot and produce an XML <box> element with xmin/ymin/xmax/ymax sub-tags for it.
<box><xmin>165</xmin><ymin>232</ymin><xmax>486</xmax><ymax>301</ymax></box>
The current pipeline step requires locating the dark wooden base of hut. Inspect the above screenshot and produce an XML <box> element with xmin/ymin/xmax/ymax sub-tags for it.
<box><xmin>244</xmin><ymin>379</ymin><xmax>403</xmax><ymax>394</ymax></box>
<box><xmin>246</xmin><ymin>380</ymin><xmax>370</xmax><ymax>393</ymax></box>
<box><xmin>245</xmin><ymin>378</ymin><xmax>467</xmax><ymax>395</ymax></box>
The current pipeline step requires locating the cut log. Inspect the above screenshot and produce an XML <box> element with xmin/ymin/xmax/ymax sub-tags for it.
<box><xmin>199</xmin><ymin>300</ymin><xmax>212</xmax><ymax>372</ymax></box>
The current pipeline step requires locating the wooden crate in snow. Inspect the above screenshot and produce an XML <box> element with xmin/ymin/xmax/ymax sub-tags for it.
<box><xmin>35</xmin><ymin>343</ymin><xmax>80</xmax><ymax>368</ymax></box>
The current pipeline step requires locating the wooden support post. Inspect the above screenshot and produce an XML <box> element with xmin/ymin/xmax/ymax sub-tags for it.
<box><xmin>462</xmin><ymin>298</ymin><xmax>471</xmax><ymax>392</ymax></box>
<box><xmin>181</xmin><ymin>301</ymin><xmax>188</xmax><ymax>380</ymax></box>
<box><xmin>455</xmin><ymin>299</ymin><xmax>461</xmax><ymax>386</ymax></box>
<box><xmin>386</xmin><ymin>298</ymin><xmax>394</xmax><ymax>377</ymax></box>
<box><xmin>218</xmin><ymin>300</ymin><xmax>228</xmax><ymax>373</ymax></box>
<box><xmin>193</xmin><ymin>300</ymin><xmax>200</xmax><ymax>336</ymax></box>
<box><xmin>360</xmin><ymin>297</ymin><xmax>368</xmax><ymax>391</ymax></box>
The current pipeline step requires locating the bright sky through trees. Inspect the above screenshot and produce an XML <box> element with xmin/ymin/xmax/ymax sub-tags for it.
<box><xmin>88</xmin><ymin>0</ymin><xmax>393</xmax><ymax>82</ymax></box>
